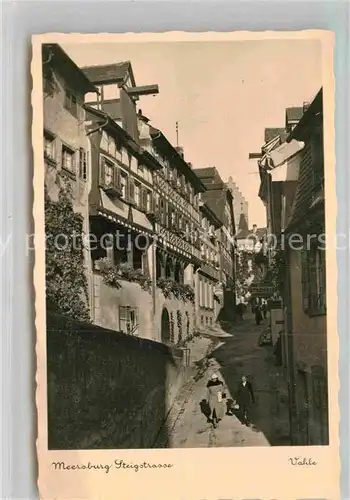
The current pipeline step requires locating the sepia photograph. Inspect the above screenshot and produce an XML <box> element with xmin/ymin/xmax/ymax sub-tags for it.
<box><xmin>41</xmin><ymin>35</ymin><xmax>330</xmax><ymax>451</ymax></box>
<box><xmin>32</xmin><ymin>30</ymin><xmax>338</xmax><ymax>500</ymax></box>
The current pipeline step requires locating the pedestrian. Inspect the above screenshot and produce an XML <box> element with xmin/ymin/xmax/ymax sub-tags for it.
<box><xmin>262</xmin><ymin>301</ymin><xmax>267</xmax><ymax>319</ymax></box>
<box><xmin>255</xmin><ymin>305</ymin><xmax>263</xmax><ymax>325</ymax></box>
<box><xmin>235</xmin><ymin>375</ymin><xmax>255</xmax><ymax>425</ymax></box>
<box><xmin>237</xmin><ymin>302</ymin><xmax>244</xmax><ymax>320</ymax></box>
<box><xmin>206</xmin><ymin>373</ymin><xmax>226</xmax><ymax>429</ymax></box>
<box><xmin>273</xmin><ymin>331</ymin><xmax>283</xmax><ymax>366</ymax></box>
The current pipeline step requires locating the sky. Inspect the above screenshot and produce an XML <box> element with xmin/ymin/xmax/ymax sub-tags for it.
<box><xmin>62</xmin><ymin>39</ymin><xmax>322</xmax><ymax>228</ymax></box>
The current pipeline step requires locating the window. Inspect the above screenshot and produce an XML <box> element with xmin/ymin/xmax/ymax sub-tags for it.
<box><xmin>171</xmin><ymin>210</ymin><xmax>176</xmax><ymax>227</ymax></box>
<box><xmin>108</xmin><ymin>136</ymin><xmax>116</xmax><ymax>157</ymax></box>
<box><xmin>130</xmin><ymin>155</ymin><xmax>138</xmax><ymax>171</ymax></box>
<box><xmin>119</xmin><ymin>306</ymin><xmax>139</xmax><ymax>336</ymax></box>
<box><xmin>104</xmin><ymin>159</ymin><xmax>114</xmax><ymax>186</ymax></box>
<box><xmin>120</xmin><ymin>172</ymin><xmax>127</xmax><ymax>198</ymax></box>
<box><xmin>64</xmin><ymin>89</ymin><xmax>78</xmax><ymax>117</ymax></box>
<box><xmin>146</xmin><ymin>190</ymin><xmax>152</xmax><ymax>212</ymax></box>
<box><xmin>301</xmin><ymin>245</ymin><xmax>326</xmax><ymax>314</ymax></box>
<box><xmin>62</xmin><ymin>145</ymin><xmax>76</xmax><ymax>173</ymax></box>
<box><xmin>79</xmin><ymin>148</ymin><xmax>87</xmax><ymax>181</ymax></box>
<box><xmin>134</xmin><ymin>182</ymin><xmax>141</xmax><ymax>207</ymax></box>
<box><xmin>44</xmin><ymin>131</ymin><xmax>55</xmax><ymax>161</ymax></box>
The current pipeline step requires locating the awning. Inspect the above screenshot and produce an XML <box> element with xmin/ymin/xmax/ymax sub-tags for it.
<box><xmin>268</xmin><ymin>139</ymin><xmax>304</xmax><ymax>168</ymax></box>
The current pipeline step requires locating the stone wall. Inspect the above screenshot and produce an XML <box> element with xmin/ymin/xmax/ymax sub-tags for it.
<box><xmin>47</xmin><ymin>311</ymin><xmax>185</xmax><ymax>450</ymax></box>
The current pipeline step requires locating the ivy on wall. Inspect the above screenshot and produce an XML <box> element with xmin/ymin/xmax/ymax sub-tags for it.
<box><xmin>235</xmin><ymin>250</ymin><xmax>255</xmax><ymax>299</ymax></box>
<box><xmin>264</xmin><ymin>248</ymin><xmax>285</xmax><ymax>295</ymax></box>
<box><xmin>45</xmin><ymin>188</ymin><xmax>90</xmax><ymax>322</ymax></box>
<box><xmin>156</xmin><ymin>277</ymin><xmax>195</xmax><ymax>303</ymax></box>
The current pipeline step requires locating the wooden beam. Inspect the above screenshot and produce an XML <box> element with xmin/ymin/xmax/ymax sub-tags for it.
<box><xmin>126</xmin><ymin>84</ymin><xmax>159</xmax><ymax>97</ymax></box>
<box><xmin>249</xmin><ymin>152</ymin><xmax>262</xmax><ymax>159</ymax></box>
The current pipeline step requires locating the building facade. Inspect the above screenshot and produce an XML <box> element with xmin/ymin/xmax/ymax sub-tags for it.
<box><xmin>81</xmin><ymin>60</ymin><xmax>205</xmax><ymax>345</ymax></box>
<box><xmin>256</xmin><ymin>89</ymin><xmax>328</xmax><ymax>445</ymax></box>
<box><xmin>196</xmin><ymin>202</ymin><xmax>222</xmax><ymax>327</ymax></box>
<box><xmin>43</xmin><ymin>44</ymin><xmax>240</xmax><ymax>348</ymax></box>
<box><xmin>42</xmin><ymin>44</ymin><xmax>98</xmax><ymax>318</ymax></box>
<box><xmin>194</xmin><ymin>167</ymin><xmax>237</xmax><ymax>322</ymax></box>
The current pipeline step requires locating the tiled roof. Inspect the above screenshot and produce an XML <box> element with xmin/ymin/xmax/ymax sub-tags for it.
<box><xmin>237</xmin><ymin>213</ymin><xmax>249</xmax><ymax>233</ymax></box>
<box><xmin>43</xmin><ymin>44</ymin><xmax>97</xmax><ymax>94</ymax></box>
<box><xmin>81</xmin><ymin>62</ymin><xmax>132</xmax><ymax>85</ymax></box>
<box><xmin>285</xmin><ymin>107</ymin><xmax>304</xmax><ymax>123</ymax></box>
<box><xmin>286</xmin><ymin>90</ymin><xmax>324</xmax><ymax>230</ymax></box>
<box><xmin>264</xmin><ymin>128</ymin><xmax>285</xmax><ymax>144</ymax></box>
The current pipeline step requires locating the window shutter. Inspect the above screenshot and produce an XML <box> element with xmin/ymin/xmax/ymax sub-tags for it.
<box><xmin>318</xmin><ymin>249</ymin><xmax>326</xmax><ymax>309</ymax></box>
<box><xmin>168</xmin><ymin>204</ymin><xmax>173</xmax><ymax>228</ymax></box>
<box><xmin>142</xmin><ymin>187</ymin><xmax>148</xmax><ymax>212</ymax></box>
<box><xmin>124</xmin><ymin>177</ymin><xmax>130</xmax><ymax>202</ymax></box>
<box><xmin>129</xmin><ymin>178</ymin><xmax>135</xmax><ymax>203</ymax></box>
<box><xmin>151</xmin><ymin>192</ymin><xmax>157</xmax><ymax>213</ymax></box>
<box><xmin>79</xmin><ymin>148</ymin><xmax>83</xmax><ymax>178</ymax></box>
<box><xmin>114</xmin><ymin>167</ymin><xmax>121</xmax><ymax>189</ymax></box>
<box><xmin>301</xmin><ymin>248</ymin><xmax>309</xmax><ymax>311</ymax></box>
<box><xmin>162</xmin><ymin>198</ymin><xmax>167</xmax><ymax>226</ymax></box>
<box><xmin>99</xmin><ymin>156</ymin><xmax>106</xmax><ymax>185</ymax></box>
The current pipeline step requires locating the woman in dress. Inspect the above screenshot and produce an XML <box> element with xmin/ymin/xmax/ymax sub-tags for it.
<box><xmin>206</xmin><ymin>373</ymin><xmax>226</xmax><ymax>428</ymax></box>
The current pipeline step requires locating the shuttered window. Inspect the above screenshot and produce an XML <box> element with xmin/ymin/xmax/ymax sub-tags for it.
<box><xmin>300</xmin><ymin>244</ymin><xmax>326</xmax><ymax>315</ymax></box>
<box><xmin>79</xmin><ymin>149</ymin><xmax>87</xmax><ymax>181</ymax></box>
<box><xmin>301</xmin><ymin>248</ymin><xmax>309</xmax><ymax>312</ymax></box>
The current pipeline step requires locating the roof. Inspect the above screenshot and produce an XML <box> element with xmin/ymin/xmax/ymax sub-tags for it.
<box><xmin>42</xmin><ymin>44</ymin><xmax>97</xmax><ymax>94</ymax></box>
<box><xmin>287</xmin><ymin>88</ymin><xmax>323</xmax><ymax>143</ymax></box>
<box><xmin>200</xmin><ymin>202</ymin><xmax>223</xmax><ymax>229</ymax></box>
<box><xmin>193</xmin><ymin>167</ymin><xmax>227</xmax><ymax>190</ymax></box>
<box><xmin>81</xmin><ymin>61</ymin><xmax>135</xmax><ymax>87</ymax></box>
<box><xmin>150</xmin><ymin>128</ymin><xmax>206</xmax><ymax>192</ymax></box>
<box><xmin>286</xmin><ymin>90</ymin><xmax>324</xmax><ymax>231</ymax></box>
<box><xmin>237</xmin><ymin>213</ymin><xmax>249</xmax><ymax>233</ymax></box>
<box><xmin>268</xmin><ymin>139</ymin><xmax>305</xmax><ymax>168</ymax></box>
<box><xmin>237</xmin><ymin>227</ymin><xmax>266</xmax><ymax>241</ymax></box>
<box><xmin>285</xmin><ymin>107</ymin><xmax>304</xmax><ymax>123</ymax></box>
<box><xmin>264</xmin><ymin>128</ymin><xmax>286</xmax><ymax>144</ymax></box>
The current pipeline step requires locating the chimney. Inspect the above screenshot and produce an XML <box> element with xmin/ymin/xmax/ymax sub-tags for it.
<box><xmin>303</xmin><ymin>101</ymin><xmax>310</xmax><ymax>113</ymax></box>
<box><xmin>175</xmin><ymin>146</ymin><xmax>184</xmax><ymax>158</ymax></box>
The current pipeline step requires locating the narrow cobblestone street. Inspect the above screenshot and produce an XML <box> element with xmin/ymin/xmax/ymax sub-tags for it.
<box><xmin>155</xmin><ymin>314</ymin><xmax>290</xmax><ymax>448</ymax></box>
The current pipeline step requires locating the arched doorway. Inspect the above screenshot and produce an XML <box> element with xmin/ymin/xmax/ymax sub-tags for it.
<box><xmin>161</xmin><ymin>307</ymin><xmax>170</xmax><ymax>344</ymax></box>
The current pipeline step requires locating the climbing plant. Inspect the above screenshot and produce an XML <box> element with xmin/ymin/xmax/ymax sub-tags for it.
<box><xmin>264</xmin><ymin>248</ymin><xmax>285</xmax><ymax>295</ymax></box>
<box><xmin>176</xmin><ymin>310</ymin><xmax>183</xmax><ymax>343</ymax></box>
<box><xmin>235</xmin><ymin>249</ymin><xmax>255</xmax><ymax>299</ymax></box>
<box><xmin>45</xmin><ymin>187</ymin><xmax>90</xmax><ymax>322</ymax></box>
<box><xmin>169</xmin><ymin>312</ymin><xmax>175</xmax><ymax>343</ymax></box>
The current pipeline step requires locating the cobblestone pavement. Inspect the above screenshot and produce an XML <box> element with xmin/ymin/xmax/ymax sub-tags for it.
<box><xmin>155</xmin><ymin>315</ymin><xmax>290</xmax><ymax>448</ymax></box>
